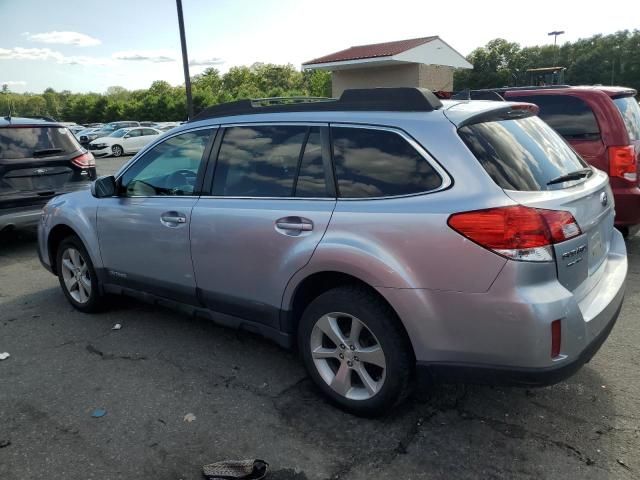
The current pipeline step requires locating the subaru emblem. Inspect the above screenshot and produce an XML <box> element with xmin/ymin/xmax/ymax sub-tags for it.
<box><xmin>600</xmin><ymin>191</ymin><xmax>608</xmax><ymax>207</ymax></box>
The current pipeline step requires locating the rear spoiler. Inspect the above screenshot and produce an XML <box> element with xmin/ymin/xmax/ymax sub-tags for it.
<box><xmin>455</xmin><ymin>103</ymin><xmax>540</xmax><ymax>129</ymax></box>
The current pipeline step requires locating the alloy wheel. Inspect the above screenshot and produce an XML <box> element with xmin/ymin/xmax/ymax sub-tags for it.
<box><xmin>112</xmin><ymin>145</ymin><xmax>122</xmax><ymax>157</ymax></box>
<box><xmin>310</xmin><ymin>312</ymin><xmax>386</xmax><ymax>401</ymax></box>
<box><xmin>60</xmin><ymin>247</ymin><xmax>92</xmax><ymax>304</ymax></box>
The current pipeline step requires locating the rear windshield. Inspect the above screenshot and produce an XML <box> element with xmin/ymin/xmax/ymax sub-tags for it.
<box><xmin>0</xmin><ymin>126</ymin><xmax>81</xmax><ymax>160</ymax></box>
<box><xmin>613</xmin><ymin>96</ymin><xmax>640</xmax><ymax>141</ymax></box>
<box><xmin>511</xmin><ymin>94</ymin><xmax>600</xmax><ymax>140</ymax></box>
<box><xmin>459</xmin><ymin>116</ymin><xmax>589</xmax><ymax>191</ymax></box>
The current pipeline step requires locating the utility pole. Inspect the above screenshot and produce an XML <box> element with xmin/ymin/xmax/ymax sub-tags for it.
<box><xmin>176</xmin><ymin>0</ymin><xmax>194</xmax><ymax>120</ymax></box>
<box><xmin>547</xmin><ymin>30</ymin><xmax>565</xmax><ymax>66</ymax></box>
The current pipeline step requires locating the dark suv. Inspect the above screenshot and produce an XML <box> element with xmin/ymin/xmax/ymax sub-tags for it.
<box><xmin>0</xmin><ymin>117</ymin><xmax>96</xmax><ymax>232</ymax></box>
<box><xmin>465</xmin><ymin>86</ymin><xmax>640</xmax><ymax>236</ymax></box>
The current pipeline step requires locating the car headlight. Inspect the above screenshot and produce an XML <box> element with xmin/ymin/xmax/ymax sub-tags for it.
<box><xmin>94</xmin><ymin>143</ymin><xmax>107</xmax><ymax>148</ymax></box>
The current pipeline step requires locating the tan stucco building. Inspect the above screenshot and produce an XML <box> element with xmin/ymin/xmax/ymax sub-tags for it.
<box><xmin>302</xmin><ymin>36</ymin><xmax>472</xmax><ymax>97</ymax></box>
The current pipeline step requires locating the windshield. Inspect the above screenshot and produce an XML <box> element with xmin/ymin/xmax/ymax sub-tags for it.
<box><xmin>459</xmin><ymin>116</ymin><xmax>589</xmax><ymax>191</ymax></box>
<box><xmin>109</xmin><ymin>129</ymin><xmax>128</xmax><ymax>138</ymax></box>
<box><xmin>0</xmin><ymin>126</ymin><xmax>81</xmax><ymax>159</ymax></box>
<box><xmin>613</xmin><ymin>96</ymin><xmax>640</xmax><ymax>141</ymax></box>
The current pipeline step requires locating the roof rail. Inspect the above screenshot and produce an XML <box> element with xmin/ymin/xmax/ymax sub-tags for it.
<box><xmin>467</xmin><ymin>85</ymin><xmax>571</xmax><ymax>95</ymax></box>
<box><xmin>191</xmin><ymin>87</ymin><xmax>443</xmax><ymax>122</ymax></box>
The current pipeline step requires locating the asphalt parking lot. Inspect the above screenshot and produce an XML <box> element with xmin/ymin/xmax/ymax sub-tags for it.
<box><xmin>0</xmin><ymin>155</ymin><xmax>639</xmax><ymax>480</ymax></box>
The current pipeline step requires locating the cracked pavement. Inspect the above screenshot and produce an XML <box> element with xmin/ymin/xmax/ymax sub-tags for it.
<box><xmin>0</xmin><ymin>157</ymin><xmax>638</xmax><ymax>479</ymax></box>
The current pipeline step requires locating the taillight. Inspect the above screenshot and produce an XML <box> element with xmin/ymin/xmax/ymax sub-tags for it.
<box><xmin>608</xmin><ymin>145</ymin><xmax>637</xmax><ymax>182</ymax></box>
<box><xmin>448</xmin><ymin>205</ymin><xmax>582</xmax><ymax>262</ymax></box>
<box><xmin>71</xmin><ymin>152</ymin><xmax>95</xmax><ymax>168</ymax></box>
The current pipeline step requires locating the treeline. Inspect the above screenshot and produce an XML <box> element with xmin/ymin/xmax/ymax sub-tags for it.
<box><xmin>1</xmin><ymin>63</ymin><xmax>331</xmax><ymax>123</ymax></box>
<box><xmin>454</xmin><ymin>30</ymin><xmax>640</xmax><ymax>91</ymax></box>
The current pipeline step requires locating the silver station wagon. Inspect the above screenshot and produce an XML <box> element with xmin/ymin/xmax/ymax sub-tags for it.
<box><xmin>38</xmin><ymin>88</ymin><xmax>627</xmax><ymax>416</ymax></box>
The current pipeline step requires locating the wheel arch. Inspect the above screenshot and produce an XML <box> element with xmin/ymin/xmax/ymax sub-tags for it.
<box><xmin>283</xmin><ymin>270</ymin><xmax>415</xmax><ymax>361</ymax></box>
<box><xmin>47</xmin><ymin>223</ymin><xmax>101</xmax><ymax>275</ymax></box>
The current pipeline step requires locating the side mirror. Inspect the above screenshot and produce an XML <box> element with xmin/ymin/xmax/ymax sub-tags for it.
<box><xmin>123</xmin><ymin>134</ymin><xmax>131</xmax><ymax>139</ymax></box>
<box><xmin>91</xmin><ymin>175</ymin><xmax>117</xmax><ymax>198</ymax></box>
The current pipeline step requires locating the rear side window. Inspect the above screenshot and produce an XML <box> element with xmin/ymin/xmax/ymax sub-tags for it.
<box><xmin>613</xmin><ymin>96</ymin><xmax>640</xmax><ymax>141</ymax></box>
<box><xmin>0</xmin><ymin>127</ymin><xmax>81</xmax><ymax>159</ymax></box>
<box><xmin>331</xmin><ymin>127</ymin><xmax>442</xmax><ymax>198</ymax></box>
<box><xmin>213</xmin><ymin>125</ymin><xmax>307</xmax><ymax>197</ymax></box>
<box><xmin>514</xmin><ymin>94</ymin><xmax>600</xmax><ymax>140</ymax></box>
<box><xmin>459</xmin><ymin>116</ymin><xmax>589</xmax><ymax>191</ymax></box>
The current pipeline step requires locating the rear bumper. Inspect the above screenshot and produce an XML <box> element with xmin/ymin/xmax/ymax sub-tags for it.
<box><xmin>380</xmin><ymin>229</ymin><xmax>627</xmax><ymax>385</ymax></box>
<box><xmin>0</xmin><ymin>205</ymin><xmax>42</xmax><ymax>230</ymax></box>
<box><xmin>612</xmin><ymin>184</ymin><xmax>640</xmax><ymax>228</ymax></box>
<box><xmin>418</xmin><ymin>293</ymin><xmax>622</xmax><ymax>386</ymax></box>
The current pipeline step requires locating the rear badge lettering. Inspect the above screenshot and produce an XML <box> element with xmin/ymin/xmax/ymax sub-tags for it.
<box><xmin>562</xmin><ymin>244</ymin><xmax>586</xmax><ymax>267</ymax></box>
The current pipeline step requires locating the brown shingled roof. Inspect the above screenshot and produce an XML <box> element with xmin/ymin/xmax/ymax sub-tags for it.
<box><xmin>303</xmin><ymin>36</ymin><xmax>439</xmax><ymax>66</ymax></box>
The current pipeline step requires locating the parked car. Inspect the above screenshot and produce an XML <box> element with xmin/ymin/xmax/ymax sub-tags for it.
<box><xmin>68</xmin><ymin>125</ymin><xmax>86</xmax><ymax>136</ymax></box>
<box><xmin>1</xmin><ymin>117</ymin><xmax>96</xmax><ymax>232</ymax></box>
<box><xmin>38</xmin><ymin>88</ymin><xmax>627</xmax><ymax>416</ymax></box>
<box><xmin>78</xmin><ymin>121</ymin><xmax>140</xmax><ymax>147</ymax></box>
<box><xmin>462</xmin><ymin>86</ymin><xmax>640</xmax><ymax>237</ymax></box>
<box><xmin>88</xmin><ymin>127</ymin><xmax>162</xmax><ymax>157</ymax></box>
<box><xmin>139</xmin><ymin>121</ymin><xmax>159</xmax><ymax>127</ymax></box>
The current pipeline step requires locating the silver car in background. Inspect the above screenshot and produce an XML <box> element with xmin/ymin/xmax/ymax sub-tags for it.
<box><xmin>37</xmin><ymin>88</ymin><xmax>627</xmax><ymax>416</ymax></box>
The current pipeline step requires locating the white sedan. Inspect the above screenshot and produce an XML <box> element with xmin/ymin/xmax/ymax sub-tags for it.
<box><xmin>88</xmin><ymin>127</ymin><xmax>162</xmax><ymax>157</ymax></box>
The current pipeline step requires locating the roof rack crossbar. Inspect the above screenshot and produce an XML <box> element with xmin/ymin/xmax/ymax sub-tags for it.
<box><xmin>191</xmin><ymin>87</ymin><xmax>443</xmax><ymax>121</ymax></box>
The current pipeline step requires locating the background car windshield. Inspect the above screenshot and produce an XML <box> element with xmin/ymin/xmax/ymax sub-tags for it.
<box><xmin>0</xmin><ymin>127</ymin><xmax>81</xmax><ymax>159</ymax></box>
<box><xmin>613</xmin><ymin>96</ymin><xmax>640</xmax><ymax>141</ymax></box>
<box><xmin>109</xmin><ymin>129</ymin><xmax>128</xmax><ymax>138</ymax></box>
<box><xmin>459</xmin><ymin>116</ymin><xmax>589</xmax><ymax>191</ymax></box>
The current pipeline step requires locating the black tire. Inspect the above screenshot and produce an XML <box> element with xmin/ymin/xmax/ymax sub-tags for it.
<box><xmin>111</xmin><ymin>145</ymin><xmax>123</xmax><ymax>157</ymax></box>
<box><xmin>298</xmin><ymin>285</ymin><xmax>414</xmax><ymax>416</ymax></box>
<box><xmin>56</xmin><ymin>235</ymin><xmax>105</xmax><ymax>313</ymax></box>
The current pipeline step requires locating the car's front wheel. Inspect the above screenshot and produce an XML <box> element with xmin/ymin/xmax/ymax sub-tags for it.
<box><xmin>111</xmin><ymin>145</ymin><xmax>123</xmax><ymax>157</ymax></box>
<box><xmin>298</xmin><ymin>285</ymin><xmax>413</xmax><ymax>416</ymax></box>
<box><xmin>56</xmin><ymin>236</ymin><xmax>104</xmax><ymax>313</ymax></box>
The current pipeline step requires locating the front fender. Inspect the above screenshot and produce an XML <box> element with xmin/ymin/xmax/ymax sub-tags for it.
<box><xmin>42</xmin><ymin>191</ymin><xmax>102</xmax><ymax>270</ymax></box>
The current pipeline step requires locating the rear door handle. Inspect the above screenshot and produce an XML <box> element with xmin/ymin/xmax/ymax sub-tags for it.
<box><xmin>161</xmin><ymin>212</ymin><xmax>187</xmax><ymax>225</ymax></box>
<box><xmin>275</xmin><ymin>217</ymin><xmax>314</xmax><ymax>231</ymax></box>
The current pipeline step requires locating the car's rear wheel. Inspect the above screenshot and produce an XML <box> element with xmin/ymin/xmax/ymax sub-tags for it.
<box><xmin>298</xmin><ymin>285</ymin><xmax>413</xmax><ymax>416</ymax></box>
<box><xmin>56</xmin><ymin>236</ymin><xmax>104</xmax><ymax>313</ymax></box>
<box><xmin>111</xmin><ymin>145</ymin><xmax>123</xmax><ymax>157</ymax></box>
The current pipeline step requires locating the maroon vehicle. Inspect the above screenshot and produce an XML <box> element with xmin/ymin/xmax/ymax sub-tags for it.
<box><xmin>462</xmin><ymin>86</ymin><xmax>640</xmax><ymax>236</ymax></box>
<box><xmin>500</xmin><ymin>86</ymin><xmax>640</xmax><ymax>236</ymax></box>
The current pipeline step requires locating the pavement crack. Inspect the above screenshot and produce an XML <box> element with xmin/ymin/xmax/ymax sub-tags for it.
<box><xmin>86</xmin><ymin>343</ymin><xmax>147</xmax><ymax>361</ymax></box>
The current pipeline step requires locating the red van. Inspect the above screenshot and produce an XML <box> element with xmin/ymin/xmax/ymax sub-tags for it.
<box><xmin>499</xmin><ymin>86</ymin><xmax>640</xmax><ymax>236</ymax></box>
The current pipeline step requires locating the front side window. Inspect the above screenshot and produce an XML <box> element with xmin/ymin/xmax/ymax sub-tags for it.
<box><xmin>126</xmin><ymin>129</ymin><xmax>142</xmax><ymax>138</ymax></box>
<box><xmin>331</xmin><ymin>127</ymin><xmax>442</xmax><ymax>198</ymax></box>
<box><xmin>212</xmin><ymin>125</ymin><xmax>308</xmax><ymax>197</ymax></box>
<box><xmin>120</xmin><ymin>129</ymin><xmax>212</xmax><ymax>196</ymax></box>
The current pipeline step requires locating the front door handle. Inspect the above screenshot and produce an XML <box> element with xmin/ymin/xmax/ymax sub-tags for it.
<box><xmin>275</xmin><ymin>217</ymin><xmax>314</xmax><ymax>232</ymax></box>
<box><xmin>161</xmin><ymin>211</ymin><xmax>187</xmax><ymax>226</ymax></box>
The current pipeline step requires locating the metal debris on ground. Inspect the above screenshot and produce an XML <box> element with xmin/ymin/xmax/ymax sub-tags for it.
<box><xmin>91</xmin><ymin>408</ymin><xmax>107</xmax><ymax>418</ymax></box>
<box><xmin>112</xmin><ymin>323</ymin><xmax>122</xmax><ymax>330</ymax></box>
<box><xmin>183</xmin><ymin>413</ymin><xmax>196</xmax><ymax>423</ymax></box>
<box><xmin>203</xmin><ymin>459</ymin><xmax>269</xmax><ymax>480</ymax></box>
<box><xmin>0</xmin><ymin>352</ymin><xmax>10</xmax><ymax>361</ymax></box>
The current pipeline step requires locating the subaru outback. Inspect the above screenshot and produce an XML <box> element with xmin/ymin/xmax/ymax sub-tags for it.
<box><xmin>38</xmin><ymin>88</ymin><xmax>627</xmax><ymax>416</ymax></box>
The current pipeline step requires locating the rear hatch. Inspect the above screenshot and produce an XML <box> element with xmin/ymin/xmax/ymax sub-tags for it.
<box><xmin>0</xmin><ymin>125</ymin><xmax>96</xmax><ymax>209</ymax></box>
<box><xmin>455</xmin><ymin>110</ymin><xmax>614</xmax><ymax>298</ymax></box>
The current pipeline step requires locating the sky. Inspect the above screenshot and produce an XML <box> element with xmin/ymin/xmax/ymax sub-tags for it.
<box><xmin>0</xmin><ymin>0</ymin><xmax>636</xmax><ymax>93</ymax></box>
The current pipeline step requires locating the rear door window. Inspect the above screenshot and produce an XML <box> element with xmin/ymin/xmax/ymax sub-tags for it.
<box><xmin>331</xmin><ymin>127</ymin><xmax>442</xmax><ymax>198</ymax></box>
<box><xmin>613</xmin><ymin>96</ymin><xmax>640</xmax><ymax>141</ymax></box>
<box><xmin>213</xmin><ymin>125</ymin><xmax>307</xmax><ymax>197</ymax></box>
<box><xmin>459</xmin><ymin>116</ymin><xmax>589</xmax><ymax>191</ymax></box>
<box><xmin>0</xmin><ymin>126</ymin><xmax>81</xmax><ymax>159</ymax></box>
<box><xmin>513</xmin><ymin>94</ymin><xmax>600</xmax><ymax>140</ymax></box>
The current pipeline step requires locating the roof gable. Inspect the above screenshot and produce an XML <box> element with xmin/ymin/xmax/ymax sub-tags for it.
<box><xmin>303</xmin><ymin>36</ymin><xmax>438</xmax><ymax>66</ymax></box>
